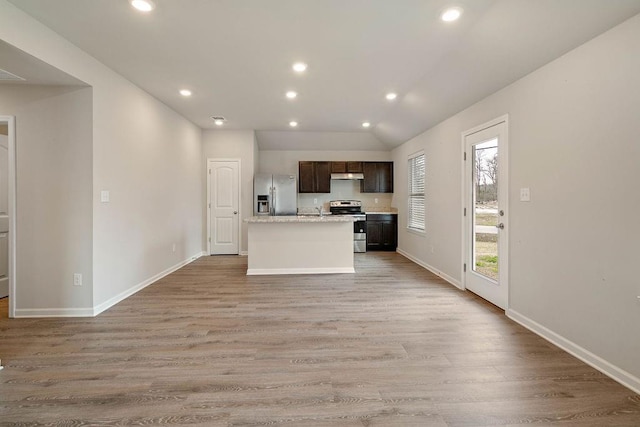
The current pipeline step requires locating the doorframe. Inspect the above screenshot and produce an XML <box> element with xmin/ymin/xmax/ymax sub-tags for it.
<box><xmin>460</xmin><ymin>114</ymin><xmax>509</xmax><ymax>308</ymax></box>
<box><xmin>1</xmin><ymin>115</ymin><xmax>17</xmax><ymax>318</ymax></box>
<box><xmin>206</xmin><ymin>158</ymin><xmax>241</xmax><ymax>255</ymax></box>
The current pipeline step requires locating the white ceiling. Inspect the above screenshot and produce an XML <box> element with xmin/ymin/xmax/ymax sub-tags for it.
<box><xmin>5</xmin><ymin>0</ymin><xmax>640</xmax><ymax>149</ymax></box>
<box><xmin>0</xmin><ymin>40</ymin><xmax>85</xmax><ymax>86</ymax></box>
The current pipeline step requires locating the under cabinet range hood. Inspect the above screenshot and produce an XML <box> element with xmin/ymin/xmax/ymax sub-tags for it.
<box><xmin>330</xmin><ymin>173</ymin><xmax>364</xmax><ymax>180</ymax></box>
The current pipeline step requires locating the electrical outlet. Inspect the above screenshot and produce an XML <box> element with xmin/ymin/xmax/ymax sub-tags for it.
<box><xmin>375</xmin><ymin>198</ymin><xmax>379</xmax><ymax>204</ymax></box>
<box><xmin>100</xmin><ymin>190</ymin><xmax>110</xmax><ymax>203</ymax></box>
<box><xmin>520</xmin><ymin>187</ymin><xmax>531</xmax><ymax>202</ymax></box>
<box><xmin>313</xmin><ymin>198</ymin><xmax>317</xmax><ymax>204</ymax></box>
<box><xmin>172</xmin><ymin>243</ymin><xmax>176</xmax><ymax>252</ymax></box>
<box><xmin>73</xmin><ymin>273</ymin><xmax>82</xmax><ymax>286</ymax></box>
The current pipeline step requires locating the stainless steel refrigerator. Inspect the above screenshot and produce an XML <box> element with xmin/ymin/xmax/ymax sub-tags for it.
<box><xmin>254</xmin><ymin>174</ymin><xmax>297</xmax><ymax>216</ymax></box>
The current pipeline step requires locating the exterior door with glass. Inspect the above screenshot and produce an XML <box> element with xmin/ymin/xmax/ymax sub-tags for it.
<box><xmin>0</xmin><ymin>132</ymin><xmax>7</xmax><ymax>299</ymax></box>
<box><xmin>463</xmin><ymin>118</ymin><xmax>509</xmax><ymax>309</ymax></box>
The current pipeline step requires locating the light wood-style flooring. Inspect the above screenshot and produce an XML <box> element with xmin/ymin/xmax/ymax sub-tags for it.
<box><xmin>1</xmin><ymin>253</ymin><xmax>638</xmax><ymax>426</ymax></box>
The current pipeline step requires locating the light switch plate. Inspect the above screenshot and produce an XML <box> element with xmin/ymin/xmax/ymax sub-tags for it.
<box><xmin>520</xmin><ymin>187</ymin><xmax>530</xmax><ymax>202</ymax></box>
<box><xmin>101</xmin><ymin>190</ymin><xmax>110</xmax><ymax>203</ymax></box>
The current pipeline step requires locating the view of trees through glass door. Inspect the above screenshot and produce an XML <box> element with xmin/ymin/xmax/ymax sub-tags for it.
<box><xmin>472</xmin><ymin>138</ymin><xmax>498</xmax><ymax>281</ymax></box>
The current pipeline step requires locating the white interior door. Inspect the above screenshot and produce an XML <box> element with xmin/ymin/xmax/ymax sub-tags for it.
<box><xmin>208</xmin><ymin>160</ymin><xmax>240</xmax><ymax>255</ymax></box>
<box><xmin>463</xmin><ymin>118</ymin><xmax>509</xmax><ymax>309</ymax></box>
<box><xmin>0</xmin><ymin>132</ymin><xmax>8</xmax><ymax>299</ymax></box>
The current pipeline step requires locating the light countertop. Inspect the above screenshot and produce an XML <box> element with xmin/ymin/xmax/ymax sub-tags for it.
<box><xmin>245</xmin><ymin>215</ymin><xmax>356</xmax><ymax>223</ymax></box>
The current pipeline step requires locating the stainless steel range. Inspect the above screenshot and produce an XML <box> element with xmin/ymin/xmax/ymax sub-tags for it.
<box><xmin>330</xmin><ymin>200</ymin><xmax>366</xmax><ymax>253</ymax></box>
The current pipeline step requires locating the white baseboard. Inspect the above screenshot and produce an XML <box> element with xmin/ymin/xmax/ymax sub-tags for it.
<box><xmin>14</xmin><ymin>307</ymin><xmax>95</xmax><ymax>318</ymax></box>
<box><xmin>92</xmin><ymin>251</ymin><xmax>204</xmax><ymax>316</ymax></box>
<box><xmin>202</xmin><ymin>251</ymin><xmax>247</xmax><ymax>256</ymax></box>
<box><xmin>396</xmin><ymin>248</ymin><xmax>463</xmax><ymax>290</ymax></box>
<box><xmin>247</xmin><ymin>267</ymin><xmax>355</xmax><ymax>276</ymax></box>
<box><xmin>13</xmin><ymin>253</ymin><xmax>206</xmax><ymax>318</ymax></box>
<box><xmin>507</xmin><ymin>309</ymin><xmax>640</xmax><ymax>395</ymax></box>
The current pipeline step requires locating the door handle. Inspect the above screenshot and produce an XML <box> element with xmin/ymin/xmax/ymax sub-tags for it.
<box><xmin>272</xmin><ymin>187</ymin><xmax>276</xmax><ymax>216</ymax></box>
<box><xmin>233</xmin><ymin>211</ymin><xmax>238</xmax><ymax>215</ymax></box>
<box><xmin>495</xmin><ymin>223</ymin><xmax>504</xmax><ymax>229</ymax></box>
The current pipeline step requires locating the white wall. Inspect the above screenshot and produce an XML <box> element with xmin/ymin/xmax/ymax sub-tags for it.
<box><xmin>392</xmin><ymin>120</ymin><xmax>462</xmax><ymax>282</ymax></box>
<box><xmin>393</xmin><ymin>14</ymin><xmax>640</xmax><ymax>381</ymax></box>
<box><xmin>202</xmin><ymin>130</ymin><xmax>257</xmax><ymax>254</ymax></box>
<box><xmin>0</xmin><ymin>1</ymin><xmax>204</xmax><ymax>313</ymax></box>
<box><xmin>91</xmin><ymin>82</ymin><xmax>203</xmax><ymax>310</ymax></box>
<box><xmin>259</xmin><ymin>150</ymin><xmax>393</xmax><ymax>211</ymax></box>
<box><xmin>256</xmin><ymin>130</ymin><xmax>388</xmax><ymax>151</ymax></box>
<box><xmin>0</xmin><ymin>85</ymin><xmax>93</xmax><ymax>313</ymax></box>
<box><xmin>253</xmin><ymin>132</ymin><xmax>259</xmax><ymax>187</ymax></box>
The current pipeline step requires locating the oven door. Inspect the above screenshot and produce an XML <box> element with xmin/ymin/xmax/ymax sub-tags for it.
<box><xmin>354</xmin><ymin>220</ymin><xmax>366</xmax><ymax>253</ymax></box>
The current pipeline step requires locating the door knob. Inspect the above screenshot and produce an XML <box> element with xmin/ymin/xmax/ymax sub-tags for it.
<box><xmin>233</xmin><ymin>211</ymin><xmax>238</xmax><ymax>214</ymax></box>
<box><xmin>496</xmin><ymin>223</ymin><xmax>504</xmax><ymax>229</ymax></box>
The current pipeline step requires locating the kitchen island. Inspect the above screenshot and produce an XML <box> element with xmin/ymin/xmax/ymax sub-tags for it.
<box><xmin>244</xmin><ymin>215</ymin><xmax>355</xmax><ymax>275</ymax></box>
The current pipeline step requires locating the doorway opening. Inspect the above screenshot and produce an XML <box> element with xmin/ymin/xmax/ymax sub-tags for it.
<box><xmin>0</xmin><ymin>116</ymin><xmax>16</xmax><ymax>318</ymax></box>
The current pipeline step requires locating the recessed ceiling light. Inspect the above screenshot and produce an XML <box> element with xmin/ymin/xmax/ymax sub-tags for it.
<box><xmin>289</xmin><ymin>121</ymin><xmax>298</xmax><ymax>127</ymax></box>
<box><xmin>441</xmin><ymin>7</ymin><xmax>463</xmax><ymax>22</ymax></box>
<box><xmin>386</xmin><ymin>92</ymin><xmax>397</xmax><ymax>101</ymax></box>
<box><xmin>130</xmin><ymin>0</ymin><xmax>155</xmax><ymax>12</ymax></box>
<box><xmin>179</xmin><ymin>89</ymin><xmax>192</xmax><ymax>97</ymax></box>
<box><xmin>362</xmin><ymin>122</ymin><xmax>371</xmax><ymax>128</ymax></box>
<box><xmin>286</xmin><ymin>91</ymin><xmax>297</xmax><ymax>99</ymax></box>
<box><xmin>292</xmin><ymin>62</ymin><xmax>308</xmax><ymax>73</ymax></box>
<box><xmin>212</xmin><ymin>116</ymin><xmax>226</xmax><ymax>126</ymax></box>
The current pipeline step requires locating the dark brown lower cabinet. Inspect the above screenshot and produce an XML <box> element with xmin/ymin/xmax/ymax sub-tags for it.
<box><xmin>366</xmin><ymin>214</ymin><xmax>397</xmax><ymax>251</ymax></box>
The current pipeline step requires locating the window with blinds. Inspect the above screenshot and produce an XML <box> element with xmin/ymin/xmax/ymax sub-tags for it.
<box><xmin>408</xmin><ymin>153</ymin><xmax>425</xmax><ymax>231</ymax></box>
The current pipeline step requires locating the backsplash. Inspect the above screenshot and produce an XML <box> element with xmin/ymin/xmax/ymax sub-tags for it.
<box><xmin>297</xmin><ymin>180</ymin><xmax>393</xmax><ymax>212</ymax></box>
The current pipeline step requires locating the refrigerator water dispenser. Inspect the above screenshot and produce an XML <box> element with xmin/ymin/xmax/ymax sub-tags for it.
<box><xmin>257</xmin><ymin>195</ymin><xmax>270</xmax><ymax>215</ymax></box>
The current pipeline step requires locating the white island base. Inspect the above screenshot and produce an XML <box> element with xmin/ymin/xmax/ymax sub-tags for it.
<box><xmin>245</xmin><ymin>216</ymin><xmax>355</xmax><ymax>275</ymax></box>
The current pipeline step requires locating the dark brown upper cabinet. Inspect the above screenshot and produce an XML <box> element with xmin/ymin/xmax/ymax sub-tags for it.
<box><xmin>298</xmin><ymin>161</ymin><xmax>331</xmax><ymax>193</ymax></box>
<box><xmin>361</xmin><ymin>162</ymin><xmax>393</xmax><ymax>193</ymax></box>
<box><xmin>331</xmin><ymin>161</ymin><xmax>363</xmax><ymax>173</ymax></box>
